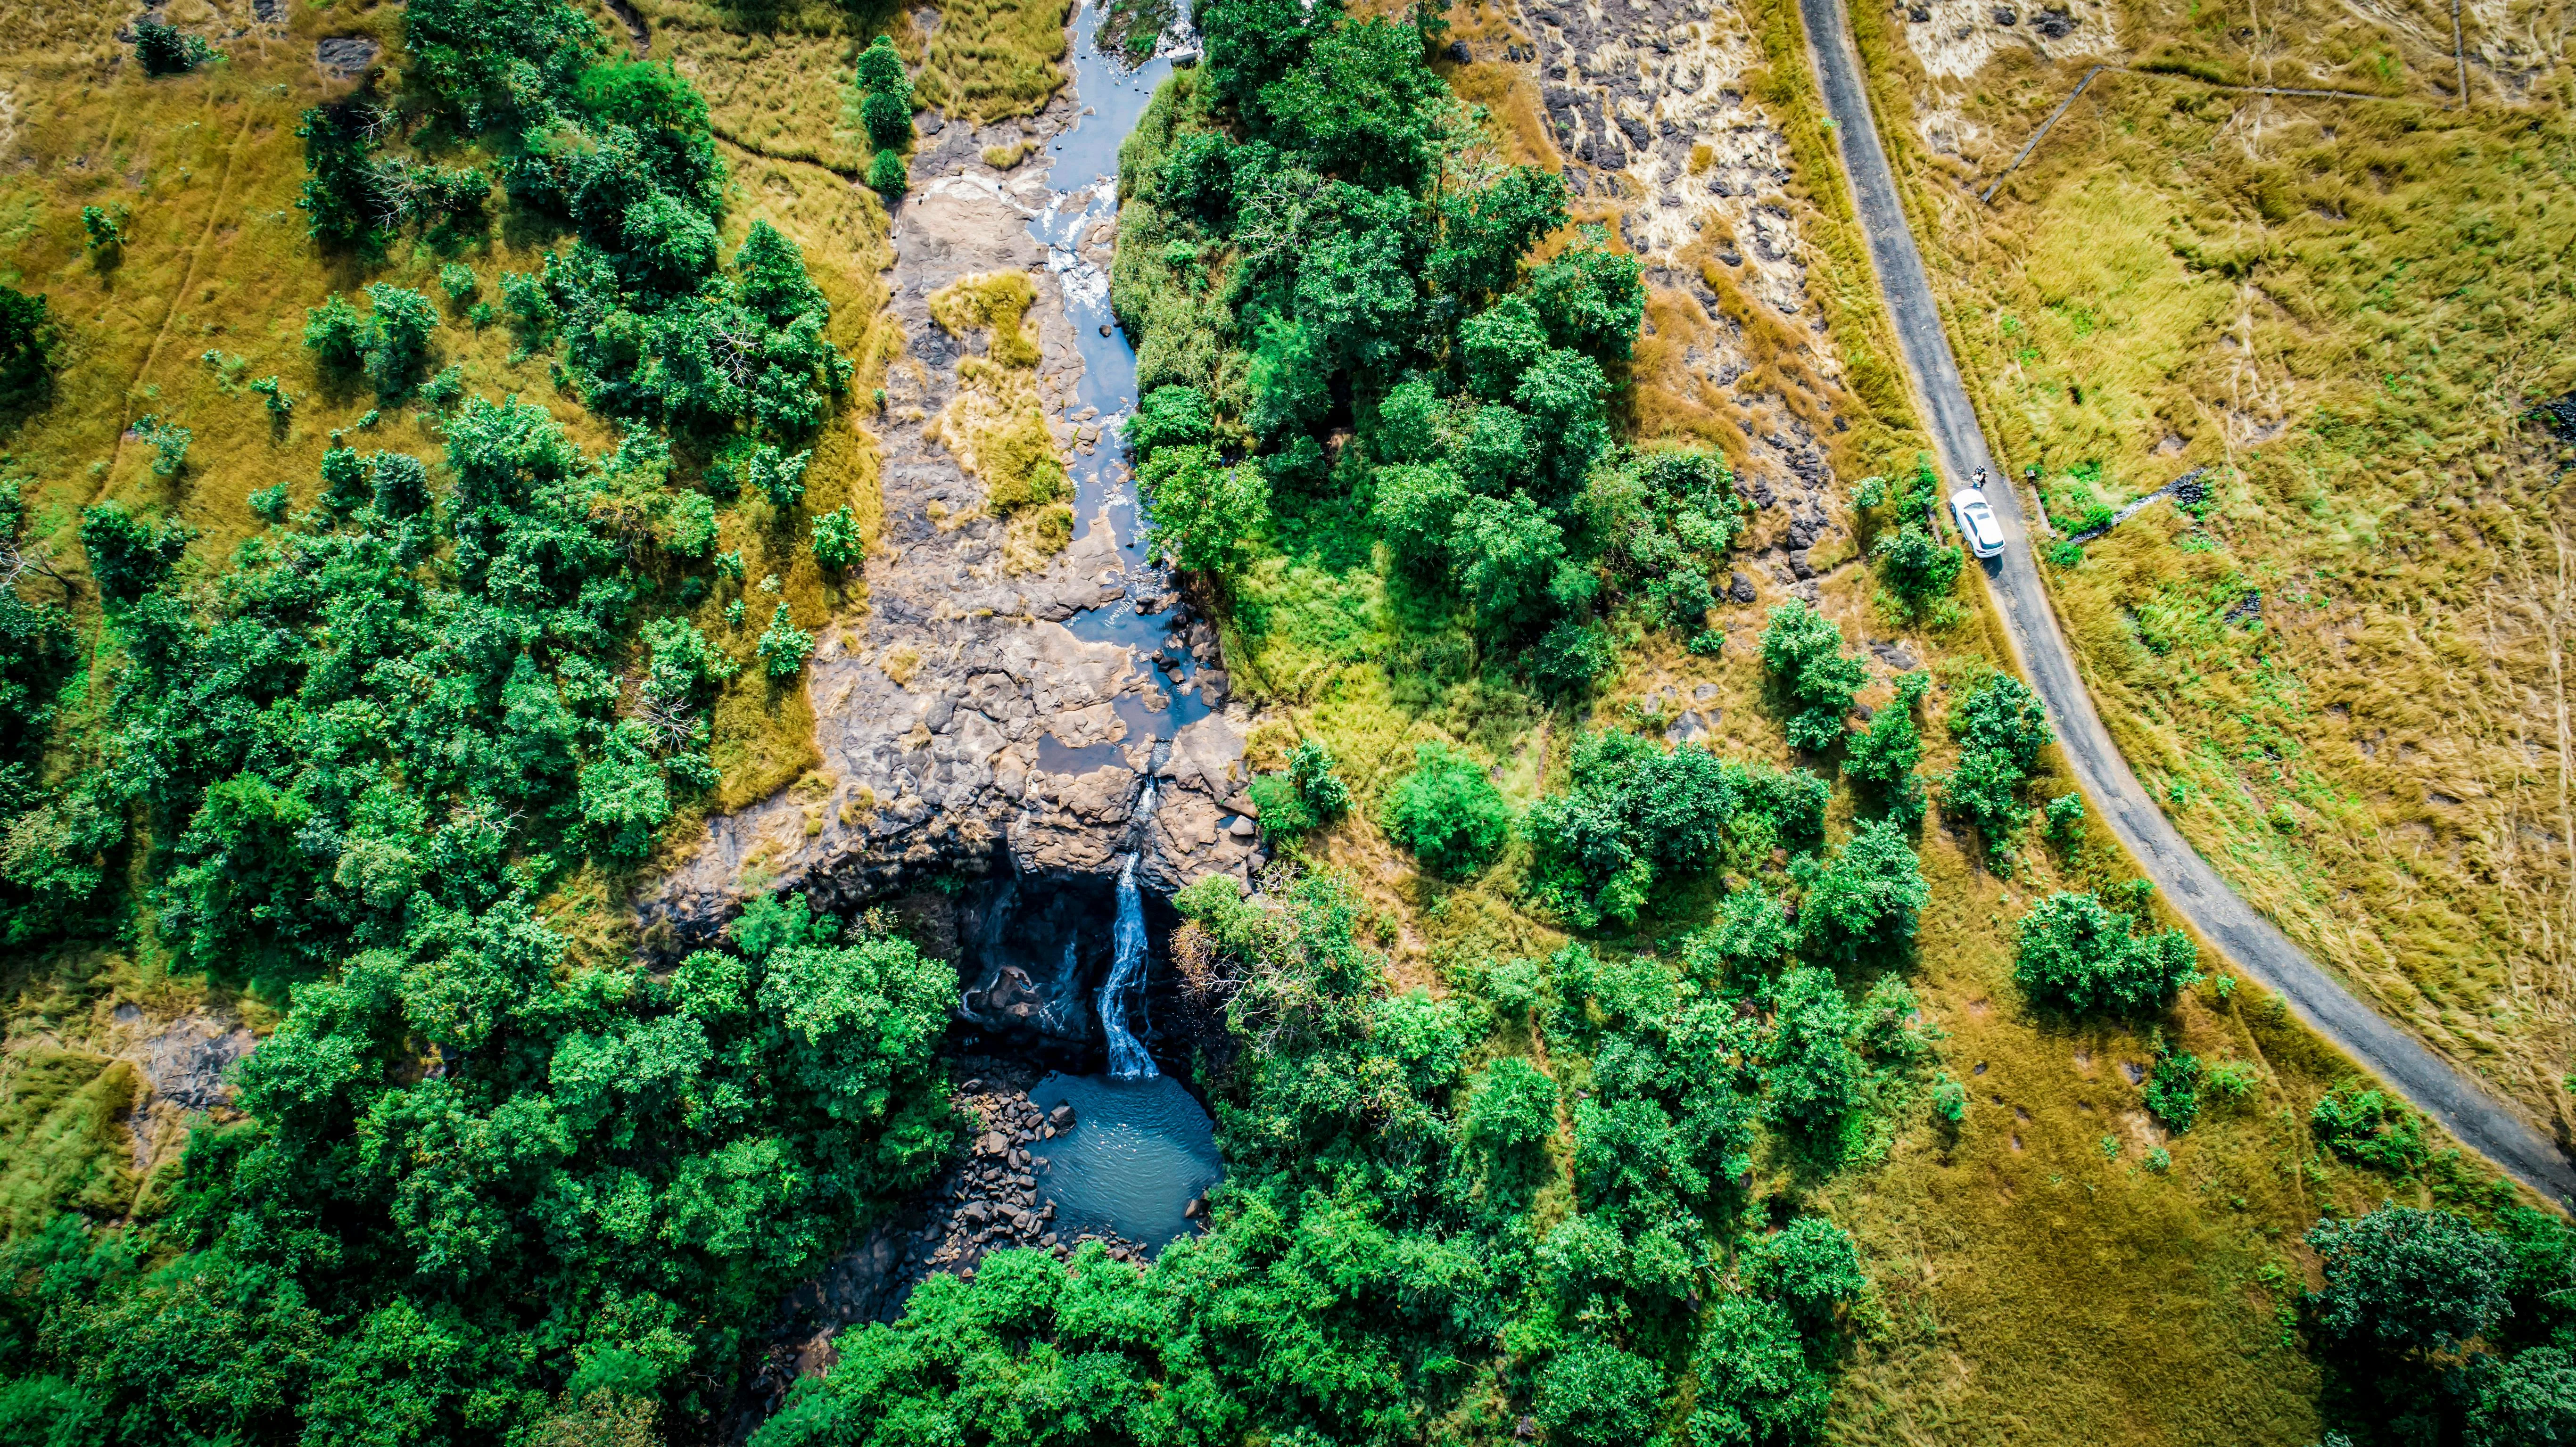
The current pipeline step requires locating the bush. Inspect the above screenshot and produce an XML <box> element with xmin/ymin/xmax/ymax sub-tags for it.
<box><xmin>1382</xmin><ymin>741</ymin><xmax>1512</xmax><ymax>879</ymax></box>
<box><xmin>811</xmin><ymin>506</ymin><xmax>863</xmax><ymax>571</ymax></box>
<box><xmin>1750</xmin><ymin>1215</ymin><xmax>1866</xmax><ymax>1330</ymax></box>
<box><xmin>1526</xmin><ymin>731</ymin><xmax>1734</xmax><ymax>929</ymax></box>
<box><xmin>1248</xmin><ymin>739</ymin><xmax>1352</xmax><ymax>839</ymax></box>
<box><xmin>133</xmin><ymin>17</ymin><xmax>215</xmax><ymax>76</ymax></box>
<box><xmin>1844</xmin><ymin>672</ymin><xmax>1927</xmax><ymax>821</ymax></box>
<box><xmin>1761</xmin><ymin>600</ymin><xmax>1865</xmax><ymax>750</ymax></box>
<box><xmin>0</xmin><ymin>287</ymin><xmax>55</xmax><ymax>414</ymax></box>
<box><xmin>1687</xmin><ymin>1294</ymin><xmax>1830</xmax><ymax>1447</ymax></box>
<box><xmin>2142</xmin><ymin>1045</ymin><xmax>2202</xmax><ymax>1131</ymax></box>
<box><xmin>1536</xmin><ymin>1340</ymin><xmax>1667</xmax><ymax>1447</ymax></box>
<box><xmin>1870</xmin><ymin>521</ymin><xmax>1962</xmax><ymax>613</ymax></box>
<box><xmin>1938</xmin><ymin>674</ymin><xmax>2054</xmax><ymax>848</ymax></box>
<box><xmin>1142</xmin><ymin>444</ymin><xmax>1270</xmax><ymax>572</ymax></box>
<box><xmin>2309</xmin><ymin>1205</ymin><xmax>2513</xmax><ymax>1354</ymax></box>
<box><xmin>756</xmin><ymin>602</ymin><xmax>815</xmax><ymax>677</ymax></box>
<box><xmin>868</xmin><ymin>148</ymin><xmax>908</xmax><ymax>197</ymax></box>
<box><xmin>2013</xmin><ymin>890</ymin><xmax>2199</xmax><ymax>1014</ymax></box>
<box><xmin>2043</xmin><ymin>790</ymin><xmax>2085</xmax><ymax>847</ymax></box>
<box><xmin>82</xmin><ymin>205</ymin><xmax>124</xmax><ymax>249</ymax></box>
<box><xmin>2311</xmin><ymin>1085</ymin><xmax>2430</xmax><ymax>1175</ymax></box>
<box><xmin>130</xmin><ymin>414</ymin><xmax>192</xmax><ymax>477</ymax></box>
<box><xmin>78</xmin><ymin>502</ymin><xmax>195</xmax><ymax>603</ymax></box>
<box><xmin>1796</xmin><ymin>819</ymin><xmax>1927</xmax><ymax>965</ymax></box>
<box><xmin>1762</xmin><ymin>966</ymin><xmax>1860</xmax><ymax>1133</ymax></box>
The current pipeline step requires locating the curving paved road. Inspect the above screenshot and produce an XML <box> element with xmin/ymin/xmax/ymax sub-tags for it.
<box><xmin>1793</xmin><ymin>0</ymin><xmax>2576</xmax><ymax>1202</ymax></box>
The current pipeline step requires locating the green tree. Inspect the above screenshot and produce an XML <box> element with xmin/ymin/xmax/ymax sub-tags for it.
<box><xmin>2309</xmin><ymin>1205</ymin><xmax>2513</xmax><ymax>1355</ymax></box>
<box><xmin>1382</xmin><ymin>741</ymin><xmax>1512</xmax><ymax>879</ymax></box>
<box><xmin>1537</xmin><ymin>1340</ymin><xmax>1667</xmax><ymax>1447</ymax></box>
<box><xmin>1761</xmin><ymin>600</ymin><xmax>1866</xmax><ymax>750</ymax></box>
<box><xmin>0</xmin><ymin>288</ymin><xmax>51</xmax><ymax>417</ymax></box>
<box><xmin>2013</xmin><ymin>890</ymin><xmax>2199</xmax><ymax>1014</ymax></box>
<box><xmin>1797</xmin><ymin>819</ymin><xmax>1927</xmax><ymax>965</ymax></box>
<box><xmin>1845</xmin><ymin>673</ymin><xmax>1927</xmax><ymax>822</ymax></box>
<box><xmin>1938</xmin><ymin>674</ymin><xmax>2054</xmax><ymax>848</ymax></box>
<box><xmin>867</xmin><ymin>148</ymin><xmax>908</xmax><ymax>197</ymax></box>
<box><xmin>756</xmin><ymin>603</ymin><xmax>814</xmax><ymax>677</ymax></box>
<box><xmin>1762</xmin><ymin>967</ymin><xmax>1859</xmax><ymax>1134</ymax></box>
<box><xmin>1142</xmin><ymin>444</ymin><xmax>1270</xmax><ymax>573</ymax></box>
<box><xmin>77</xmin><ymin>503</ymin><xmax>194</xmax><ymax>604</ymax></box>
<box><xmin>1748</xmin><ymin>1215</ymin><xmax>1866</xmax><ymax>1330</ymax></box>
<box><xmin>1687</xmin><ymin>1294</ymin><xmax>1830</xmax><ymax>1447</ymax></box>
<box><xmin>810</xmin><ymin>507</ymin><xmax>862</xmax><ymax>571</ymax></box>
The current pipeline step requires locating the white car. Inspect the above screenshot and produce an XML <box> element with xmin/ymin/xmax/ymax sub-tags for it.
<box><xmin>1949</xmin><ymin>487</ymin><xmax>2006</xmax><ymax>559</ymax></box>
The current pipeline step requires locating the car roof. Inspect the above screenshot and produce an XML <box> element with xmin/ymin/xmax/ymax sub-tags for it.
<box><xmin>1949</xmin><ymin>487</ymin><xmax>1992</xmax><ymax>510</ymax></box>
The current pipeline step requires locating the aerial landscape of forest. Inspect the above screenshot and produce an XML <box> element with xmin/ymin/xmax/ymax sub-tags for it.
<box><xmin>0</xmin><ymin>0</ymin><xmax>2571</xmax><ymax>1442</ymax></box>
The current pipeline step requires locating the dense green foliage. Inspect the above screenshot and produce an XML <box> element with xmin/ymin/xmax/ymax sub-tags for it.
<box><xmin>1759</xmin><ymin>601</ymin><xmax>1865</xmax><ymax>751</ymax></box>
<box><xmin>1855</xmin><ymin>459</ymin><xmax>1962</xmax><ymax>618</ymax></box>
<box><xmin>0</xmin><ymin>895</ymin><xmax>957</xmax><ymax>1439</ymax></box>
<box><xmin>1842</xmin><ymin>672</ymin><xmax>1927</xmax><ymax>823</ymax></box>
<box><xmin>2302</xmin><ymin>1203</ymin><xmax>2576</xmax><ymax>1445</ymax></box>
<box><xmin>1936</xmin><ymin>674</ymin><xmax>2053</xmax><ymax>854</ymax></box>
<box><xmin>0</xmin><ymin>6</ymin><xmax>898</xmax><ymax>1438</ymax></box>
<box><xmin>766</xmin><ymin>870</ymin><xmax>1912</xmax><ymax>1446</ymax></box>
<box><xmin>1382</xmin><ymin>741</ymin><xmax>1511</xmax><ymax>879</ymax></box>
<box><xmin>1526</xmin><ymin>730</ymin><xmax>1830</xmax><ymax>932</ymax></box>
<box><xmin>132</xmin><ymin>18</ymin><xmax>216</xmax><ymax>77</ymax></box>
<box><xmin>1111</xmin><ymin>0</ymin><xmax>1740</xmax><ymax>692</ymax></box>
<box><xmin>2012</xmin><ymin>889</ymin><xmax>2198</xmax><ymax>1014</ymax></box>
<box><xmin>0</xmin><ymin>287</ymin><xmax>53</xmax><ymax>418</ymax></box>
<box><xmin>1246</xmin><ymin>738</ymin><xmax>1349</xmax><ymax>840</ymax></box>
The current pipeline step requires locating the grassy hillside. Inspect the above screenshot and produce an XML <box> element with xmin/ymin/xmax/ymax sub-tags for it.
<box><xmin>1847</xmin><ymin>0</ymin><xmax>2576</xmax><ymax>1130</ymax></box>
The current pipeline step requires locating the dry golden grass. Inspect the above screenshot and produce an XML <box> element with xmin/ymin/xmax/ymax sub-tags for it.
<box><xmin>1849</xmin><ymin>0</ymin><xmax>2576</xmax><ymax>1127</ymax></box>
<box><xmin>925</xmin><ymin>270</ymin><xmax>1072</xmax><ymax>567</ymax></box>
<box><xmin>916</xmin><ymin>0</ymin><xmax>1070</xmax><ymax>122</ymax></box>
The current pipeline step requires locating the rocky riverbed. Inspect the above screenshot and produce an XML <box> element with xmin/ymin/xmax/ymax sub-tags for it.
<box><xmin>639</xmin><ymin>62</ymin><xmax>1262</xmax><ymax>961</ymax></box>
<box><xmin>737</xmin><ymin>1059</ymin><xmax>1178</xmax><ymax>1416</ymax></box>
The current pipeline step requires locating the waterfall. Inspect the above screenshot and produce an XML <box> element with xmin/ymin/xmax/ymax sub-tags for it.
<box><xmin>1099</xmin><ymin>853</ymin><xmax>1158</xmax><ymax>1079</ymax></box>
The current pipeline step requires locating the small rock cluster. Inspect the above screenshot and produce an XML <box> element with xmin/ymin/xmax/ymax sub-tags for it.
<box><xmin>923</xmin><ymin>1077</ymin><xmax>1160</xmax><ymax>1274</ymax></box>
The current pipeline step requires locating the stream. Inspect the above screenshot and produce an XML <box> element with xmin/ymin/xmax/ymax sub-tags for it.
<box><xmin>1015</xmin><ymin>0</ymin><xmax>1211</xmax><ymax>1234</ymax></box>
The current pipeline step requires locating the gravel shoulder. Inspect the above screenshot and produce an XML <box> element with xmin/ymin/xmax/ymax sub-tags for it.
<box><xmin>1793</xmin><ymin>0</ymin><xmax>2576</xmax><ymax>1203</ymax></box>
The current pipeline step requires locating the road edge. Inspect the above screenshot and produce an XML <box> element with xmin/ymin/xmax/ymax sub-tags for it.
<box><xmin>1790</xmin><ymin>0</ymin><xmax>2576</xmax><ymax>1203</ymax></box>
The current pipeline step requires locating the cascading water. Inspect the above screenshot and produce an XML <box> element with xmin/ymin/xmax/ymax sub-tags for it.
<box><xmin>1098</xmin><ymin>852</ymin><xmax>1157</xmax><ymax>1079</ymax></box>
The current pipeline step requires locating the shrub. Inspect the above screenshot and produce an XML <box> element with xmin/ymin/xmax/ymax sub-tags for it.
<box><xmin>1687</xmin><ymin>1295</ymin><xmax>1829</xmax><ymax>1447</ymax></box>
<box><xmin>133</xmin><ymin>17</ymin><xmax>215</xmax><ymax>76</ymax></box>
<box><xmin>2142</xmin><ymin>1045</ymin><xmax>2202</xmax><ymax>1132</ymax></box>
<box><xmin>2311</xmin><ymin>1085</ymin><xmax>2430</xmax><ymax>1175</ymax></box>
<box><xmin>1762</xmin><ymin>966</ymin><xmax>1860</xmax><ymax>1133</ymax></box>
<box><xmin>1526</xmin><ymin>731</ymin><xmax>1734</xmax><ymax>929</ymax></box>
<box><xmin>811</xmin><ymin>506</ymin><xmax>863</xmax><ymax>571</ymax></box>
<box><xmin>1938</xmin><ymin>674</ymin><xmax>2054</xmax><ymax>848</ymax></box>
<box><xmin>2043</xmin><ymin>790</ymin><xmax>2085</xmax><ymax>847</ymax></box>
<box><xmin>1382</xmin><ymin>741</ymin><xmax>1511</xmax><ymax>879</ymax></box>
<box><xmin>1796</xmin><ymin>819</ymin><xmax>1927</xmax><ymax>965</ymax></box>
<box><xmin>439</xmin><ymin>262</ymin><xmax>479</xmax><ymax>304</ymax></box>
<box><xmin>130</xmin><ymin>414</ymin><xmax>192</xmax><ymax>477</ymax></box>
<box><xmin>1142</xmin><ymin>444</ymin><xmax>1269</xmax><ymax>573</ymax></box>
<box><xmin>1761</xmin><ymin>600</ymin><xmax>1866</xmax><ymax>750</ymax></box>
<box><xmin>1844</xmin><ymin>672</ymin><xmax>1927</xmax><ymax>822</ymax></box>
<box><xmin>1870</xmin><ymin>521</ymin><xmax>1962</xmax><ymax>613</ymax></box>
<box><xmin>1536</xmin><ymin>1340</ymin><xmax>1666</xmax><ymax>1447</ymax></box>
<box><xmin>78</xmin><ymin>502</ymin><xmax>195</xmax><ymax>603</ymax></box>
<box><xmin>2013</xmin><ymin>889</ymin><xmax>2199</xmax><ymax>1014</ymax></box>
<box><xmin>81</xmin><ymin>206</ymin><xmax>125</xmax><ymax>249</ymax></box>
<box><xmin>868</xmin><ymin>148</ymin><xmax>908</xmax><ymax>197</ymax></box>
<box><xmin>2309</xmin><ymin>1205</ymin><xmax>2513</xmax><ymax>1354</ymax></box>
<box><xmin>1248</xmin><ymin>739</ymin><xmax>1351</xmax><ymax>839</ymax></box>
<box><xmin>2206</xmin><ymin>1059</ymin><xmax>2260</xmax><ymax>1104</ymax></box>
<box><xmin>1749</xmin><ymin>1216</ymin><xmax>1866</xmax><ymax>1329</ymax></box>
<box><xmin>756</xmin><ymin>603</ymin><xmax>815</xmax><ymax>677</ymax></box>
<box><xmin>1681</xmin><ymin>885</ymin><xmax>1794</xmax><ymax>984</ymax></box>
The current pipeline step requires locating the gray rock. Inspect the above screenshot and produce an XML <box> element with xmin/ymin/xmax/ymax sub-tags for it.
<box><xmin>315</xmin><ymin>36</ymin><xmax>379</xmax><ymax>78</ymax></box>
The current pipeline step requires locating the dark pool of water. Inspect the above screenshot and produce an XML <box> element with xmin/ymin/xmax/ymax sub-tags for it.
<box><xmin>1028</xmin><ymin>1071</ymin><xmax>1223</xmax><ymax>1251</ymax></box>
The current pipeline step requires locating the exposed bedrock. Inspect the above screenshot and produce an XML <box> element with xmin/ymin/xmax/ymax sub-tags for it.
<box><xmin>638</xmin><ymin>101</ymin><xmax>1262</xmax><ymax>957</ymax></box>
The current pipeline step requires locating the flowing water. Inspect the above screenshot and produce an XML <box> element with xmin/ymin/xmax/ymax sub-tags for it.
<box><xmin>1039</xmin><ymin>0</ymin><xmax>1216</xmax><ymax>754</ymax></box>
<box><xmin>1028</xmin><ymin>1071</ymin><xmax>1223</xmax><ymax>1250</ymax></box>
<box><xmin>1098</xmin><ymin>852</ymin><xmax>1158</xmax><ymax>1079</ymax></box>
